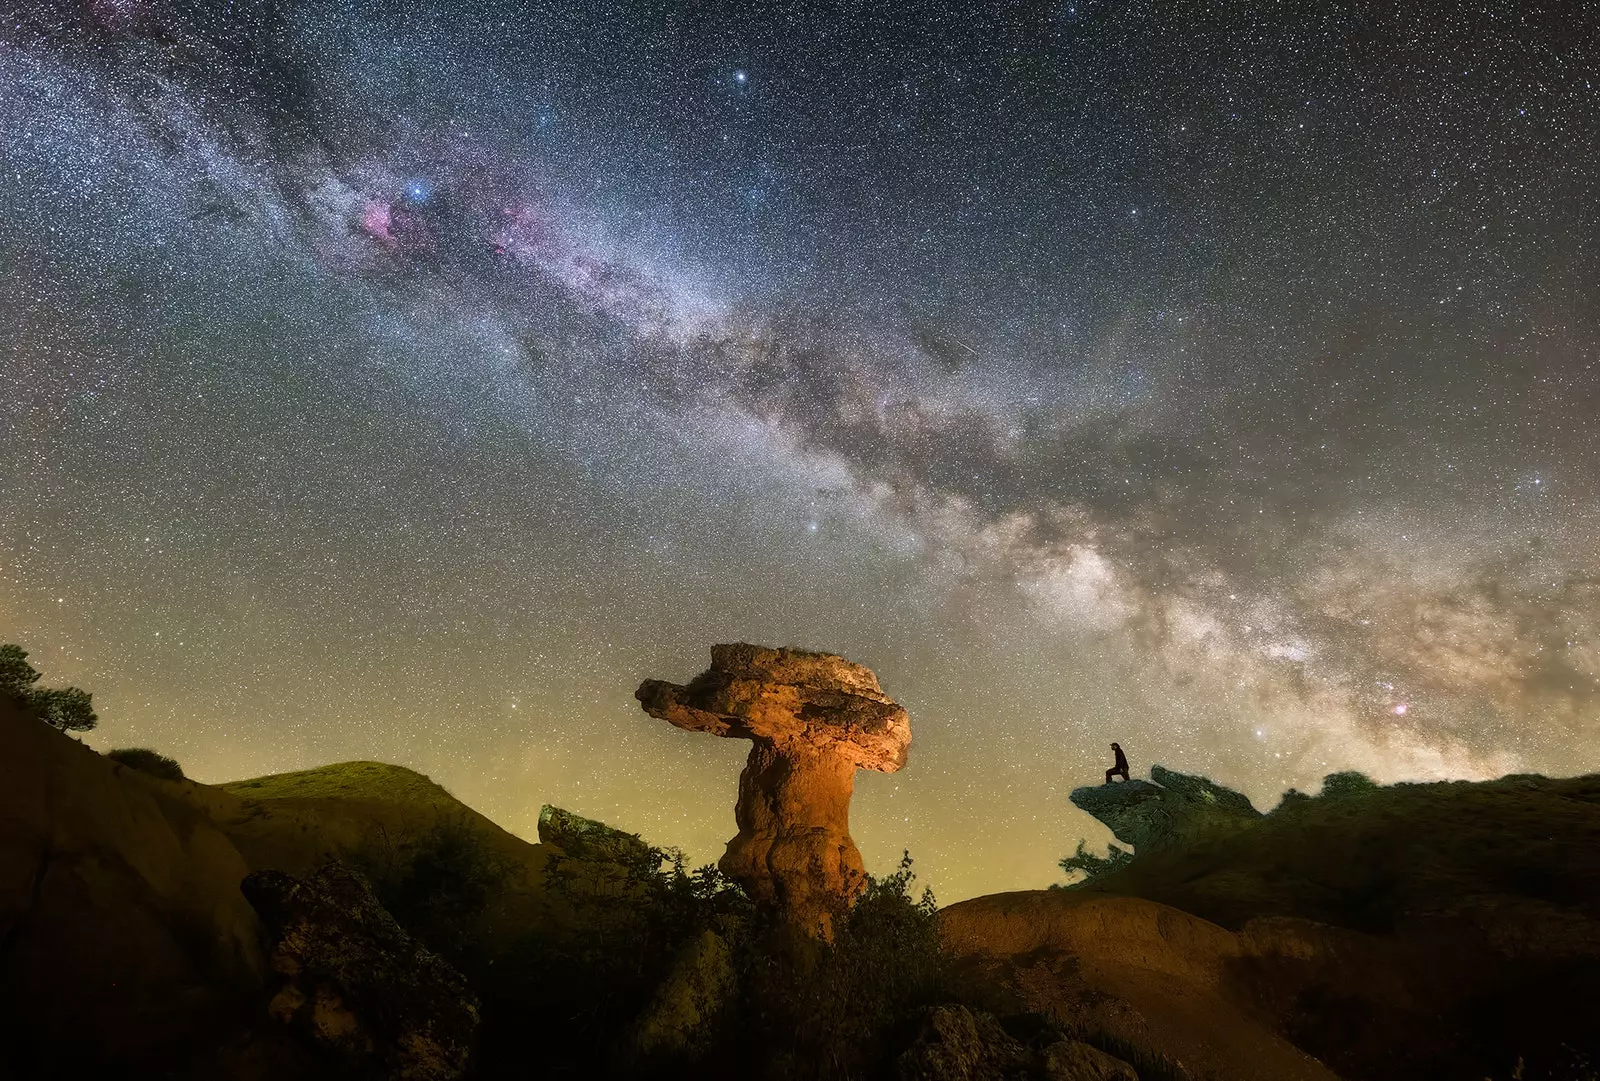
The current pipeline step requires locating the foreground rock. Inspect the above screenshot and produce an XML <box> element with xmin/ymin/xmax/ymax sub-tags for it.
<box><xmin>242</xmin><ymin>863</ymin><xmax>479</xmax><ymax>1081</ymax></box>
<box><xmin>1070</xmin><ymin>765</ymin><xmax>1261</xmax><ymax>851</ymax></box>
<box><xmin>897</xmin><ymin>1005</ymin><xmax>1139</xmax><ymax>1081</ymax></box>
<box><xmin>636</xmin><ymin>643</ymin><xmax>911</xmax><ymax>938</ymax></box>
<box><xmin>627</xmin><ymin>929</ymin><xmax>737</xmax><ymax>1061</ymax></box>
<box><xmin>939</xmin><ymin>892</ymin><xmax>1341</xmax><ymax>1081</ymax></box>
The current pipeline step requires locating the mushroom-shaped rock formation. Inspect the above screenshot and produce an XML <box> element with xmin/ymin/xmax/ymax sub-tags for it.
<box><xmin>636</xmin><ymin>643</ymin><xmax>910</xmax><ymax>938</ymax></box>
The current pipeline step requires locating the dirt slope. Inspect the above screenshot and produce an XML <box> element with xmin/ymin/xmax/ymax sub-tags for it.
<box><xmin>0</xmin><ymin>699</ymin><xmax>268</xmax><ymax>1077</ymax></box>
<box><xmin>941</xmin><ymin>890</ymin><xmax>1342</xmax><ymax>1081</ymax></box>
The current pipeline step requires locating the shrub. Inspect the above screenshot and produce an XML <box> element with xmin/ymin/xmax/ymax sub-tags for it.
<box><xmin>1273</xmin><ymin>787</ymin><xmax>1313</xmax><ymax>813</ymax></box>
<box><xmin>736</xmin><ymin>852</ymin><xmax>950</xmax><ymax>1080</ymax></box>
<box><xmin>1054</xmin><ymin>840</ymin><xmax>1134</xmax><ymax>888</ymax></box>
<box><xmin>24</xmin><ymin>686</ymin><xmax>98</xmax><ymax>732</ymax></box>
<box><xmin>473</xmin><ymin>836</ymin><xmax>749</xmax><ymax>1078</ymax></box>
<box><xmin>107</xmin><ymin>748</ymin><xmax>185</xmax><ymax>781</ymax></box>
<box><xmin>479</xmin><ymin>846</ymin><xmax>951</xmax><ymax>1080</ymax></box>
<box><xmin>1321</xmin><ymin>771</ymin><xmax>1379</xmax><ymax>798</ymax></box>
<box><xmin>352</xmin><ymin>814</ymin><xmax>513</xmax><ymax>964</ymax></box>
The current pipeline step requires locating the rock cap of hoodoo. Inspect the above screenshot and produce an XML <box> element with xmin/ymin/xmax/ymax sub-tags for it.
<box><xmin>635</xmin><ymin>643</ymin><xmax>910</xmax><ymax>772</ymax></box>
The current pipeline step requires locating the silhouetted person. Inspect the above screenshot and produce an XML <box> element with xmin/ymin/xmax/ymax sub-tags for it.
<box><xmin>1105</xmin><ymin>742</ymin><xmax>1129</xmax><ymax>784</ymax></box>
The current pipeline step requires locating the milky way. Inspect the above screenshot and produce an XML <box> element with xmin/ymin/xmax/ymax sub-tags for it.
<box><xmin>3</xmin><ymin>1</ymin><xmax>1598</xmax><ymax>899</ymax></box>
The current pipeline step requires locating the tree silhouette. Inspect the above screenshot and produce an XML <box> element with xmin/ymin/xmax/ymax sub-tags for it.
<box><xmin>0</xmin><ymin>644</ymin><xmax>99</xmax><ymax>732</ymax></box>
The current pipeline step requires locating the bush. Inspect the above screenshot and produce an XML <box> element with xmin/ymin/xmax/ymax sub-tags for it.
<box><xmin>352</xmin><ymin>814</ymin><xmax>513</xmax><ymax>964</ymax></box>
<box><xmin>474</xmin><ymin>836</ymin><xmax>750</xmax><ymax>1078</ymax></box>
<box><xmin>24</xmin><ymin>686</ymin><xmax>98</xmax><ymax>732</ymax></box>
<box><xmin>107</xmin><ymin>748</ymin><xmax>185</xmax><ymax>781</ymax></box>
<box><xmin>737</xmin><ymin>852</ymin><xmax>949</xmax><ymax>1080</ymax></box>
<box><xmin>1273</xmin><ymin>787</ymin><xmax>1313</xmax><ymax>813</ymax></box>
<box><xmin>1054</xmin><ymin>840</ymin><xmax>1134</xmax><ymax>888</ymax></box>
<box><xmin>1321</xmin><ymin>771</ymin><xmax>1379</xmax><ymax>798</ymax></box>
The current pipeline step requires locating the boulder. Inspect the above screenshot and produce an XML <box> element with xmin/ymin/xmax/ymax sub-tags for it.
<box><xmin>897</xmin><ymin>1005</ymin><xmax>1029</xmax><ymax>1081</ymax></box>
<box><xmin>627</xmin><ymin>929</ymin><xmax>737</xmax><ymax>1060</ymax></box>
<box><xmin>241</xmin><ymin>863</ymin><xmax>479</xmax><ymax>1081</ymax></box>
<box><xmin>1070</xmin><ymin>767</ymin><xmax>1260</xmax><ymax>851</ymax></box>
<box><xmin>537</xmin><ymin>804</ymin><xmax>655</xmax><ymax>865</ymax></box>
<box><xmin>896</xmin><ymin>1005</ymin><xmax>1140</xmax><ymax>1081</ymax></box>
<box><xmin>1040</xmin><ymin>1040</ymin><xmax>1141</xmax><ymax>1080</ymax></box>
<box><xmin>939</xmin><ymin>891</ymin><xmax>1342</xmax><ymax>1081</ymax></box>
<box><xmin>637</xmin><ymin>643</ymin><xmax>911</xmax><ymax>938</ymax></box>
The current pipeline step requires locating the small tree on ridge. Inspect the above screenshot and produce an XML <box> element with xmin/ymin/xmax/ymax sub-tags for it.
<box><xmin>0</xmin><ymin>644</ymin><xmax>99</xmax><ymax>732</ymax></box>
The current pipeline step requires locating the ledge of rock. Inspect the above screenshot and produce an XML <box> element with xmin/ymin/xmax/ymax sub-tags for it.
<box><xmin>1070</xmin><ymin>765</ymin><xmax>1261</xmax><ymax>852</ymax></box>
<box><xmin>537</xmin><ymin>804</ymin><xmax>654</xmax><ymax>865</ymax></box>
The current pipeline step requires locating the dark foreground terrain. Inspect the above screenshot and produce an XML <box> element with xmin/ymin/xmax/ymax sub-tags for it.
<box><xmin>2</xmin><ymin>698</ymin><xmax>1597</xmax><ymax>1080</ymax></box>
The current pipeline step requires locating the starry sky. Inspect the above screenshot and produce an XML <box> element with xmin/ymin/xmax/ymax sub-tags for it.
<box><xmin>3</xmin><ymin>0</ymin><xmax>1599</xmax><ymax>901</ymax></box>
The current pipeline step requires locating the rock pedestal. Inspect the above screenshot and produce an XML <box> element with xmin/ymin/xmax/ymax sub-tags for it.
<box><xmin>636</xmin><ymin>643</ymin><xmax>911</xmax><ymax>939</ymax></box>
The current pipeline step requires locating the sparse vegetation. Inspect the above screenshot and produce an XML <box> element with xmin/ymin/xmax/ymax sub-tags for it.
<box><xmin>106</xmin><ymin>747</ymin><xmax>185</xmax><ymax>781</ymax></box>
<box><xmin>223</xmin><ymin>760</ymin><xmax>458</xmax><ymax>804</ymax></box>
<box><xmin>471</xmin><ymin>841</ymin><xmax>959</xmax><ymax>1080</ymax></box>
<box><xmin>352</xmin><ymin>814</ymin><xmax>513</xmax><ymax>964</ymax></box>
<box><xmin>0</xmin><ymin>643</ymin><xmax>98</xmax><ymax>732</ymax></box>
<box><xmin>740</xmin><ymin>852</ymin><xmax>950</xmax><ymax>1081</ymax></box>
<box><xmin>1320</xmin><ymin>770</ymin><xmax>1379</xmax><ymax>797</ymax></box>
<box><xmin>1053</xmin><ymin>839</ymin><xmax>1135</xmax><ymax>888</ymax></box>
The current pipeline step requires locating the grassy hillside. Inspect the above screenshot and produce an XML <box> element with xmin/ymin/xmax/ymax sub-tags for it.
<box><xmin>222</xmin><ymin>760</ymin><xmax>464</xmax><ymax>806</ymax></box>
<box><xmin>208</xmin><ymin>760</ymin><xmax>554</xmax><ymax>953</ymax></box>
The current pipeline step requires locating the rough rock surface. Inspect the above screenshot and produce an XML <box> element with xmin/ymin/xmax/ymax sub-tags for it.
<box><xmin>637</xmin><ymin>643</ymin><xmax>910</xmax><ymax>937</ymax></box>
<box><xmin>1070</xmin><ymin>766</ymin><xmax>1260</xmax><ymax>851</ymax></box>
<box><xmin>537</xmin><ymin>803</ymin><xmax>655</xmax><ymax>864</ymax></box>
<box><xmin>241</xmin><ymin>863</ymin><xmax>479</xmax><ymax>1081</ymax></box>
<box><xmin>896</xmin><ymin>1005</ymin><xmax>1139</xmax><ymax>1081</ymax></box>
<box><xmin>627</xmin><ymin>929</ymin><xmax>737</xmax><ymax>1060</ymax></box>
<box><xmin>1041</xmin><ymin>1040</ymin><xmax>1142</xmax><ymax>1081</ymax></box>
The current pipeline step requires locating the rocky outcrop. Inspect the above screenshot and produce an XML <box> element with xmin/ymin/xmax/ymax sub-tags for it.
<box><xmin>636</xmin><ymin>643</ymin><xmax>911</xmax><ymax>938</ymax></box>
<box><xmin>537</xmin><ymin>803</ymin><xmax>655</xmax><ymax>865</ymax></box>
<box><xmin>897</xmin><ymin>1005</ymin><xmax>1139</xmax><ymax>1081</ymax></box>
<box><xmin>1070</xmin><ymin>765</ymin><xmax>1261</xmax><ymax>851</ymax></box>
<box><xmin>241</xmin><ymin>863</ymin><xmax>479</xmax><ymax>1081</ymax></box>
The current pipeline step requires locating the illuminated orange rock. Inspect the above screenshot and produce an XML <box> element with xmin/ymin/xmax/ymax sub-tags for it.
<box><xmin>636</xmin><ymin>643</ymin><xmax>911</xmax><ymax>939</ymax></box>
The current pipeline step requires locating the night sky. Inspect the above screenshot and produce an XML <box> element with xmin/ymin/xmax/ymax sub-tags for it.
<box><xmin>3</xmin><ymin>1</ymin><xmax>1598</xmax><ymax>900</ymax></box>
